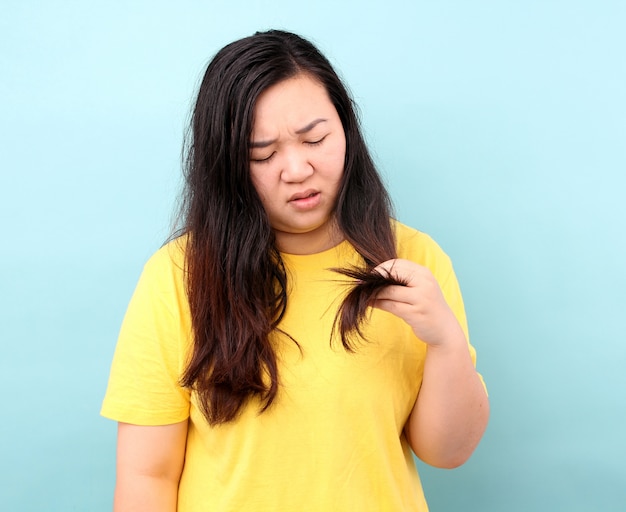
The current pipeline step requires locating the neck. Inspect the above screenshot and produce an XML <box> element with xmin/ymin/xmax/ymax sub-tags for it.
<box><xmin>274</xmin><ymin>223</ymin><xmax>344</xmax><ymax>255</ymax></box>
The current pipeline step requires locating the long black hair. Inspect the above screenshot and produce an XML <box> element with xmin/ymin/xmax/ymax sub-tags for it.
<box><xmin>178</xmin><ymin>30</ymin><xmax>397</xmax><ymax>425</ymax></box>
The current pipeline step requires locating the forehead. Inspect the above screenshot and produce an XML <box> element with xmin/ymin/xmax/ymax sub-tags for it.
<box><xmin>252</xmin><ymin>74</ymin><xmax>337</xmax><ymax>134</ymax></box>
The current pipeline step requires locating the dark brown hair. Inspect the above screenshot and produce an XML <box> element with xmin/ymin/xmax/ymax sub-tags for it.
<box><xmin>178</xmin><ymin>30</ymin><xmax>397</xmax><ymax>425</ymax></box>
<box><xmin>333</xmin><ymin>265</ymin><xmax>408</xmax><ymax>350</ymax></box>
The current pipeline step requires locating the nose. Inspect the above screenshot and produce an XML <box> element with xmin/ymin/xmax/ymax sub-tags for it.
<box><xmin>280</xmin><ymin>147</ymin><xmax>314</xmax><ymax>183</ymax></box>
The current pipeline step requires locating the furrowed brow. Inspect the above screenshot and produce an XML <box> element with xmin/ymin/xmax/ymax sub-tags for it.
<box><xmin>250</xmin><ymin>118</ymin><xmax>328</xmax><ymax>148</ymax></box>
<box><xmin>295</xmin><ymin>118</ymin><xmax>328</xmax><ymax>134</ymax></box>
<box><xmin>250</xmin><ymin>139</ymin><xmax>275</xmax><ymax>149</ymax></box>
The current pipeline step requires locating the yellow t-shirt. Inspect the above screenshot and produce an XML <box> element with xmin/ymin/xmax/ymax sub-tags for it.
<box><xmin>101</xmin><ymin>221</ymin><xmax>478</xmax><ymax>511</ymax></box>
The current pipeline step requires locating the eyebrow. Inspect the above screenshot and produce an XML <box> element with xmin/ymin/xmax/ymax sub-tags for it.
<box><xmin>250</xmin><ymin>118</ymin><xmax>328</xmax><ymax>148</ymax></box>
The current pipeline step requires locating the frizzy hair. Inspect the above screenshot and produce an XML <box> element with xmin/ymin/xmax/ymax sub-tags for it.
<box><xmin>178</xmin><ymin>29</ymin><xmax>399</xmax><ymax>425</ymax></box>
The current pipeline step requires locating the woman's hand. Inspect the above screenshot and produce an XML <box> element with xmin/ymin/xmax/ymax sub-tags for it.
<box><xmin>372</xmin><ymin>258</ymin><xmax>489</xmax><ymax>468</ymax></box>
<box><xmin>371</xmin><ymin>259</ymin><xmax>465</xmax><ymax>348</ymax></box>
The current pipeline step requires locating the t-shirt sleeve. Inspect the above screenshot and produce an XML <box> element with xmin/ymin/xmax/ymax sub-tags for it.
<box><xmin>101</xmin><ymin>243</ymin><xmax>191</xmax><ymax>425</ymax></box>
<box><xmin>427</xmin><ymin>237</ymin><xmax>487</xmax><ymax>393</ymax></box>
<box><xmin>438</xmin><ymin>261</ymin><xmax>476</xmax><ymax>364</ymax></box>
<box><xmin>396</xmin><ymin>224</ymin><xmax>486</xmax><ymax>390</ymax></box>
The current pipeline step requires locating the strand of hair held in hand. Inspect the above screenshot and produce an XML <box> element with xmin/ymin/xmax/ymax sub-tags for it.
<box><xmin>332</xmin><ymin>264</ymin><xmax>408</xmax><ymax>350</ymax></box>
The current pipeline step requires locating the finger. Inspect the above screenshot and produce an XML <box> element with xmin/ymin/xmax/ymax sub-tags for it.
<box><xmin>374</xmin><ymin>259</ymin><xmax>429</xmax><ymax>286</ymax></box>
<box><xmin>371</xmin><ymin>298</ymin><xmax>420</xmax><ymax>323</ymax></box>
<box><xmin>373</xmin><ymin>285</ymin><xmax>415</xmax><ymax>305</ymax></box>
<box><xmin>371</xmin><ymin>297</ymin><xmax>405</xmax><ymax>315</ymax></box>
<box><xmin>374</xmin><ymin>259</ymin><xmax>406</xmax><ymax>278</ymax></box>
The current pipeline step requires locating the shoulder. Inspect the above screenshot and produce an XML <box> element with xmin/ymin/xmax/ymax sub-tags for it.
<box><xmin>392</xmin><ymin>220</ymin><xmax>452</xmax><ymax>278</ymax></box>
<box><xmin>144</xmin><ymin>235</ymin><xmax>187</xmax><ymax>272</ymax></box>
<box><xmin>133</xmin><ymin>235</ymin><xmax>188</xmax><ymax>300</ymax></box>
<box><xmin>392</xmin><ymin>220</ymin><xmax>471</xmax><ymax>339</ymax></box>
<box><xmin>141</xmin><ymin>236</ymin><xmax>187</xmax><ymax>279</ymax></box>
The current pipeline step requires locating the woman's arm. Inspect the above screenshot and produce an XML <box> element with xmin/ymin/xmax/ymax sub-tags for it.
<box><xmin>114</xmin><ymin>420</ymin><xmax>188</xmax><ymax>512</ymax></box>
<box><xmin>372</xmin><ymin>259</ymin><xmax>489</xmax><ymax>468</ymax></box>
<box><xmin>405</xmin><ymin>328</ymin><xmax>489</xmax><ymax>468</ymax></box>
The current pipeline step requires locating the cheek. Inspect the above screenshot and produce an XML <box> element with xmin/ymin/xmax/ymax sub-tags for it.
<box><xmin>320</xmin><ymin>140</ymin><xmax>346</xmax><ymax>176</ymax></box>
<box><xmin>249</xmin><ymin>170</ymin><xmax>267</xmax><ymax>196</ymax></box>
<box><xmin>334</xmin><ymin>137</ymin><xmax>347</xmax><ymax>172</ymax></box>
<box><xmin>249</xmin><ymin>173</ymin><xmax>276</xmax><ymax>212</ymax></box>
<box><xmin>332</xmin><ymin>148</ymin><xmax>347</xmax><ymax>180</ymax></box>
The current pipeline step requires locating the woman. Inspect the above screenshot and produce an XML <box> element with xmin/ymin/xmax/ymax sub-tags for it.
<box><xmin>102</xmin><ymin>29</ymin><xmax>489</xmax><ymax>511</ymax></box>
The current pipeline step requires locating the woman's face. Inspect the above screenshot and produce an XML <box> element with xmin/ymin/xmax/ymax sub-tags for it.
<box><xmin>249</xmin><ymin>73</ymin><xmax>347</xmax><ymax>255</ymax></box>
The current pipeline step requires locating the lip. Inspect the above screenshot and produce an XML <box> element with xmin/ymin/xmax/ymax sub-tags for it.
<box><xmin>288</xmin><ymin>189</ymin><xmax>321</xmax><ymax>211</ymax></box>
<box><xmin>289</xmin><ymin>189</ymin><xmax>319</xmax><ymax>202</ymax></box>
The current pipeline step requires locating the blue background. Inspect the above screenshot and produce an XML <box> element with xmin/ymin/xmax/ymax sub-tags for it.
<box><xmin>1</xmin><ymin>1</ymin><xmax>625</xmax><ymax>510</ymax></box>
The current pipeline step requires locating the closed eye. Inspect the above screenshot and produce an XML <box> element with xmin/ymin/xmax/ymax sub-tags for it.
<box><xmin>251</xmin><ymin>152</ymin><xmax>276</xmax><ymax>164</ymax></box>
<box><xmin>305</xmin><ymin>135</ymin><xmax>327</xmax><ymax>146</ymax></box>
